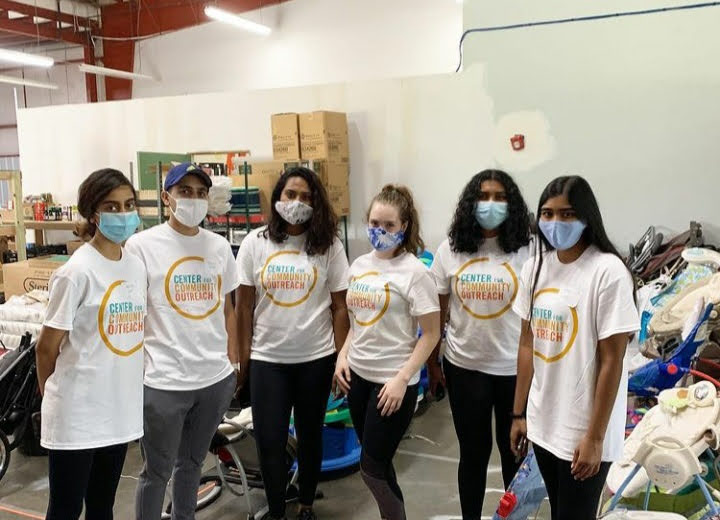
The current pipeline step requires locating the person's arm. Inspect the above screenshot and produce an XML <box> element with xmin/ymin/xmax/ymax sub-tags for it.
<box><xmin>35</xmin><ymin>326</ymin><xmax>67</xmax><ymax>396</ymax></box>
<box><xmin>510</xmin><ymin>319</ymin><xmax>534</xmax><ymax>457</ymax></box>
<box><xmin>225</xmin><ymin>296</ymin><xmax>239</xmax><ymax>366</ymax></box>
<box><xmin>377</xmin><ymin>311</ymin><xmax>441</xmax><ymax>416</ymax></box>
<box><xmin>234</xmin><ymin>284</ymin><xmax>256</xmax><ymax>388</ymax></box>
<box><xmin>334</xmin><ymin>327</ymin><xmax>355</xmax><ymax>395</ymax></box>
<box><xmin>330</xmin><ymin>290</ymin><xmax>350</xmax><ymax>352</ymax></box>
<box><xmin>427</xmin><ymin>293</ymin><xmax>449</xmax><ymax>395</ymax></box>
<box><xmin>572</xmin><ymin>332</ymin><xmax>628</xmax><ymax>480</ymax></box>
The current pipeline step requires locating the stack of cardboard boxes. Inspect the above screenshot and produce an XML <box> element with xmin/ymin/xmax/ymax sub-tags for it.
<box><xmin>233</xmin><ymin>111</ymin><xmax>350</xmax><ymax>218</ymax></box>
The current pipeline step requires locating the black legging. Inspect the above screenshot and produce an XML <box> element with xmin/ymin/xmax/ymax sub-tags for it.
<box><xmin>533</xmin><ymin>443</ymin><xmax>611</xmax><ymax>520</ymax></box>
<box><xmin>347</xmin><ymin>370</ymin><xmax>418</xmax><ymax>520</ymax></box>
<box><xmin>46</xmin><ymin>443</ymin><xmax>128</xmax><ymax>520</ymax></box>
<box><xmin>250</xmin><ymin>354</ymin><xmax>335</xmax><ymax>518</ymax></box>
<box><xmin>443</xmin><ymin>359</ymin><xmax>519</xmax><ymax>520</ymax></box>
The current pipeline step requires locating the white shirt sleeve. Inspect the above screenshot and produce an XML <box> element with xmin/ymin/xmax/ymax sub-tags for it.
<box><xmin>44</xmin><ymin>272</ymin><xmax>81</xmax><ymax>331</ymax></box>
<box><xmin>596</xmin><ymin>265</ymin><xmax>639</xmax><ymax>340</ymax></box>
<box><xmin>327</xmin><ymin>239</ymin><xmax>350</xmax><ymax>293</ymax></box>
<box><xmin>236</xmin><ymin>233</ymin><xmax>256</xmax><ymax>287</ymax></box>
<box><xmin>223</xmin><ymin>242</ymin><xmax>241</xmax><ymax>294</ymax></box>
<box><xmin>408</xmin><ymin>270</ymin><xmax>441</xmax><ymax>317</ymax></box>
<box><xmin>431</xmin><ymin>240</ymin><xmax>451</xmax><ymax>295</ymax></box>
<box><xmin>512</xmin><ymin>257</ymin><xmax>534</xmax><ymax>320</ymax></box>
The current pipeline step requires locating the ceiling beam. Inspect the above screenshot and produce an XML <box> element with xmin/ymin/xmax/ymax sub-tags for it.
<box><xmin>0</xmin><ymin>1</ymin><xmax>99</xmax><ymax>31</ymax></box>
<box><xmin>0</xmin><ymin>16</ymin><xmax>89</xmax><ymax>45</ymax></box>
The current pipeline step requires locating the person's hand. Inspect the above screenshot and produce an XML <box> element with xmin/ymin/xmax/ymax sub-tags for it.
<box><xmin>333</xmin><ymin>353</ymin><xmax>352</xmax><ymax>396</ymax></box>
<box><xmin>236</xmin><ymin>362</ymin><xmax>248</xmax><ymax>389</ymax></box>
<box><xmin>571</xmin><ymin>435</ymin><xmax>603</xmax><ymax>481</ymax></box>
<box><xmin>510</xmin><ymin>418</ymin><xmax>528</xmax><ymax>458</ymax></box>
<box><xmin>377</xmin><ymin>374</ymin><xmax>409</xmax><ymax>417</ymax></box>
<box><xmin>427</xmin><ymin>359</ymin><xmax>446</xmax><ymax>398</ymax></box>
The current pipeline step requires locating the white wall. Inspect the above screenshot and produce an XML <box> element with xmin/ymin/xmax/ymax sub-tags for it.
<box><xmin>461</xmin><ymin>0</ymin><xmax>720</xmax><ymax>246</ymax></box>
<box><xmin>132</xmin><ymin>0</ymin><xmax>463</xmax><ymax>97</ymax></box>
<box><xmin>15</xmin><ymin>0</ymin><xmax>720</xmax><ymax>257</ymax></box>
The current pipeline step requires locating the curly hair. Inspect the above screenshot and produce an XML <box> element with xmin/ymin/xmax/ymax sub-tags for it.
<box><xmin>263</xmin><ymin>166</ymin><xmax>338</xmax><ymax>256</ymax></box>
<box><xmin>367</xmin><ymin>184</ymin><xmax>424</xmax><ymax>256</ymax></box>
<box><xmin>448</xmin><ymin>169</ymin><xmax>530</xmax><ymax>254</ymax></box>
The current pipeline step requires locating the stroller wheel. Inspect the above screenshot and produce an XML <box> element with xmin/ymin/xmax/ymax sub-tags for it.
<box><xmin>0</xmin><ymin>429</ymin><xmax>10</xmax><ymax>482</ymax></box>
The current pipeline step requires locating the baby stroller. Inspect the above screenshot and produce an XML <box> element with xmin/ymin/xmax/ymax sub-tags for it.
<box><xmin>0</xmin><ymin>333</ymin><xmax>39</xmax><ymax>482</ymax></box>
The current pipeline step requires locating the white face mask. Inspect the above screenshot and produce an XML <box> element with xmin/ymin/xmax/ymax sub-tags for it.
<box><xmin>275</xmin><ymin>200</ymin><xmax>313</xmax><ymax>225</ymax></box>
<box><xmin>169</xmin><ymin>196</ymin><xmax>208</xmax><ymax>228</ymax></box>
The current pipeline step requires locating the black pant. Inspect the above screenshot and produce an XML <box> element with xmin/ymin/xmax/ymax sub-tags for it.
<box><xmin>533</xmin><ymin>443</ymin><xmax>611</xmax><ymax>520</ymax></box>
<box><xmin>250</xmin><ymin>354</ymin><xmax>335</xmax><ymax>517</ymax></box>
<box><xmin>347</xmin><ymin>370</ymin><xmax>418</xmax><ymax>520</ymax></box>
<box><xmin>443</xmin><ymin>359</ymin><xmax>519</xmax><ymax>520</ymax></box>
<box><xmin>46</xmin><ymin>443</ymin><xmax>128</xmax><ymax>520</ymax></box>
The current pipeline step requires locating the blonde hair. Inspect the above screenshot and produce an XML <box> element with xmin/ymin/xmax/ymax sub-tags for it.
<box><xmin>366</xmin><ymin>184</ymin><xmax>425</xmax><ymax>256</ymax></box>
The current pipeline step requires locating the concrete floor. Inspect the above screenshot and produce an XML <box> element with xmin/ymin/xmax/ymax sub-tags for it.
<box><xmin>0</xmin><ymin>399</ymin><xmax>549</xmax><ymax>519</ymax></box>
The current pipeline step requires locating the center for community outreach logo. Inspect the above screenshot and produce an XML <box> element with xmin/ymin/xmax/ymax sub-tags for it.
<box><xmin>261</xmin><ymin>251</ymin><xmax>318</xmax><ymax>308</ymax></box>
<box><xmin>347</xmin><ymin>271</ymin><xmax>390</xmax><ymax>326</ymax></box>
<box><xmin>454</xmin><ymin>258</ymin><xmax>518</xmax><ymax>320</ymax></box>
<box><xmin>98</xmin><ymin>280</ymin><xmax>144</xmax><ymax>357</ymax></box>
<box><xmin>531</xmin><ymin>288</ymin><xmax>579</xmax><ymax>363</ymax></box>
<box><xmin>164</xmin><ymin>256</ymin><xmax>222</xmax><ymax>320</ymax></box>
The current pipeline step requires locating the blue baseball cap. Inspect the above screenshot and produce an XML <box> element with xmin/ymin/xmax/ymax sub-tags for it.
<box><xmin>164</xmin><ymin>162</ymin><xmax>212</xmax><ymax>191</ymax></box>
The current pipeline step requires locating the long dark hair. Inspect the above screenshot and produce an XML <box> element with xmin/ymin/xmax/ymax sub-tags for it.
<box><xmin>528</xmin><ymin>175</ymin><xmax>631</xmax><ymax>315</ymax></box>
<box><xmin>448</xmin><ymin>169</ymin><xmax>530</xmax><ymax>254</ymax></box>
<box><xmin>263</xmin><ymin>166</ymin><xmax>338</xmax><ymax>256</ymax></box>
<box><xmin>77</xmin><ymin>168</ymin><xmax>137</xmax><ymax>238</ymax></box>
<box><xmin>367</xmin><ymin>184</ymin><xmax>424</xmax><ymax>256</ymax></box>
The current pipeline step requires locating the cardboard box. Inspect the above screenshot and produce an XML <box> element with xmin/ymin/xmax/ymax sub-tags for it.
<box><xmin>271</xmin><ymin>113</ymin><xmax>301</xmax><ymax>161</ymax></box>
<box><xmin>299</xmin><ymin>111</ymin><xmax>349</xmax><ymax>162</ymax></box>
<box><xmin>3</xmin><ymin>257</ymin><xmax>68</xmax><ymax>297</ymax></box>
<box><xmin>231</xmin><ymin>161</ymin><xmax>285</xmax><ymax>217</ymax></box>
<box><xmin>306</xmin><ymin>161</ymin><xmax>350</xmax><ymax>216</ymax></box>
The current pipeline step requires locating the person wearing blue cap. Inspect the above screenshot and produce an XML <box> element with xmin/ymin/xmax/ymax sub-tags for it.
<box><xmin>126</xmin><ymin>162</ymin><xmax>241</xmax><ymax>520</ymax></box>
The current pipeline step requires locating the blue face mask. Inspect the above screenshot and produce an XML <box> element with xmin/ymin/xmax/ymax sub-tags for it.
<box><xmin>538</xmin><ymin>220</ymin><xmax>587</xmax><ymax>251</ymax></box>
<box><xmin>97</xmin><ymin>211</ymin><xmax>140</xmax><ymax>244</ymax></box>
<box><xmin>474</xmin><ymin>201</ymin><xmax>508</xmax><ymax>230</ymax></box>
<box><xmin>367</xmin><ymin>227</ymin><xmax>405</xmax><ymax>252</ymax></box>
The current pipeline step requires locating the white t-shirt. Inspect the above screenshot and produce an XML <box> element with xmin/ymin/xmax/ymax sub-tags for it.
<box><xmin>125</xmin><ymin>223</ymin><xmax>240</xmax><ymax>391</ymax></box>
<box><xmin>346</xmin><ymin>251</ymin><xmax>440</xmax><ymax>385</ymax></box>
<box><xmin>432</xmin><ymin>237</ymin><xmax>530</xmax><ymax>375</ymax></box>
<box><xmin>513</xmin><ymin>245</ymin><xmax>638</xmax><ymax>462</ymax></box>
<box><xmin>236</xmin><ymin>228</ymin><xmax>349</xmax><ymax>364</ymax></box>
<box><xmin>41</xmin><ymin>244</ymin><xmax>146</xmax><ymax>450</ymax></box>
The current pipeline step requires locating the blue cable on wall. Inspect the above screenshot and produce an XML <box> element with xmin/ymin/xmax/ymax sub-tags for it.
<box><xmin>456</xmin><ymin>2</ymin><xmax>720</xmax><ymax>72</ymax></box>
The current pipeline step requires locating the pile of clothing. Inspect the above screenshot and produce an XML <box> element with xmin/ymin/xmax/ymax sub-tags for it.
<box><xmin>0</xmin><ymin>290</ymin><xmax>47</xmax><ymax>352</ymax></box>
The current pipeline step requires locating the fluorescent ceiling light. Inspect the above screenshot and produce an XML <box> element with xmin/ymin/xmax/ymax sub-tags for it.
<box><xmin>204</xmin><ymin>6</ymin><xmax>272</xmax><ymax>35</ymax></box>
<box><xmin>78</xmin><ymin>64</ymin><xmax>157</xmax><ymax>81</ymax></box>
<box><xmin>0</xmin><ymin>74</ymin><xmax>58</xmax><ymax>90</ymax></box>
<box><xmin>0</xmin><ymin>49</ymin><xmax>53</xmax><ymax>68</ymax></box>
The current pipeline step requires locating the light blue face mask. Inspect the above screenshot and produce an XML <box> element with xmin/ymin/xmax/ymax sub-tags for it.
<box><xmin>97</xmin><ymin>211</ymin><xmax>140</xmax><ymax>244</ymax></box>
<box><xmin>538</xmin><ymin>220</ymin><xmax>587</xmax><ymax>251</ymax></box>
<box><xmin>367</xmin><ymin>227</ymin><xmax>405</xmax><ymax>252</ymax></box>
<box><xmin>474</xmin><ymin>201</ymin><xmax>508</xmax><ymax>230</ymax></box>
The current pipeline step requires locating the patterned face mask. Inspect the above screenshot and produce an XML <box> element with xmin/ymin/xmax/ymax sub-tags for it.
<box><xmin>367</xmin><ymin>226</ymin><xmax>405</xmax><ymax>252</ymax></box>
<box><xmin>275</xmin><ymin>200</ymin><xmax>313</xmax><ymax>225</ymax></box>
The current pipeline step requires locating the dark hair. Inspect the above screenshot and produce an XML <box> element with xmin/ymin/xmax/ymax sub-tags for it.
<box><xmin>367</xmin><ymin>184</ymin><xmax>424</xmax><ymax>256</ymax></box>
<box><xmin>263</xmin><ymin>166</ymin><xmax>338</xmax><ymax>256</ymax></box>
<box><xmin>528</xmin><ymin>175</ymin><xmax>632</xmax><ymax>314</ymax></box>
<box><xmin>76</xmin><ymin>168</ymin><xmax>137</xmax><ymax>238</ymax></box>
<box><xmin>448</xmin><ymin>169</ymin><xmax>530</xmax><ymax>254</ymax></box>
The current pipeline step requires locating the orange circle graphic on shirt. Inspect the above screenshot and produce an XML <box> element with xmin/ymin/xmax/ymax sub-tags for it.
<box><xmin>164</xmin><ymin>256</ymin><xmax>222</xmax><ymax>320</ymax></box>
<box><xmin>97</xmin><ymin>280</ymin><xmax>143</xmax><ymax>357</ymax></box>
<box><xmin>532</xmin><ymin>287</ymin><xmax>579</xmax><ymax>364</ymax></box>
<box><xmin>348</xmin><ymin>271</ymin><xmax>390</xmax><ymax>327</ymax></box>
<box><xmin>454</xmin><ymin>258</ymin><xmax>519</xmax><ymax>320</ymax></box>
<box><xmin>260</xmin><ymin>250</ymin><xmax>318</xmax><ymax>308</ymax></box>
